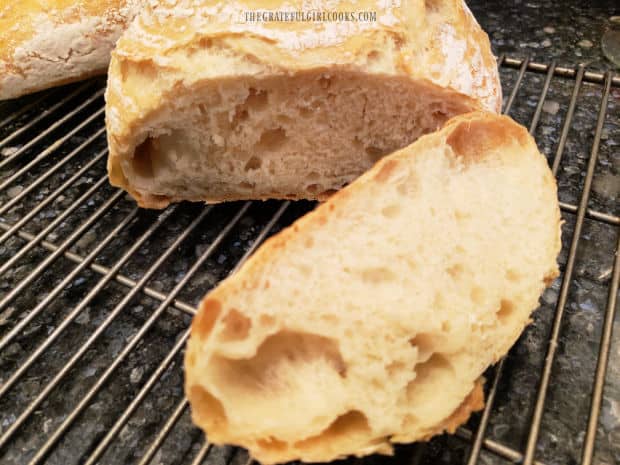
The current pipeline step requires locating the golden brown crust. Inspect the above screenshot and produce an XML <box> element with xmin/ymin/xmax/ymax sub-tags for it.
<box><xmin>192</xmin><ymin>298</ymin><xmax>223</xmax><ymax>340</ymax></box>
<box><xmin>6</xmin><ymin>69</ymin><xmax>107</xmax><ymax>100</ymax></box>
<box><xmin>0</xmin><ymin>1</ymin><xmax>142</xmax><ymax>100</ymax></box>
<box><xmin>420</xmin><ymin>378</ymin><xmax>485</xmax><ymax>440</ymax></box>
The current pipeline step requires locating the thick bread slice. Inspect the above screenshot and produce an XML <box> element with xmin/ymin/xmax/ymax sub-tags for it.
<box><xmin>184</xmin><ymin>112</ymin><xmax>561</xmax><ymax>464</ymax></box>
<box><xmin>0</xmin><ymin>1</ymin><xmax>143</xmax><ymax>100</ymax></box>
<box><xmin>105</xmin><ymin>0</ymin><xmax>501</xmax><ymax>209</ymax></box>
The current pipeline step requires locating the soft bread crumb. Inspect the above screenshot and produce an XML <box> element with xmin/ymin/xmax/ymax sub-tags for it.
<box><xmin>114</xmin><ymin>72</ymin><xmax>476</xmax><ymax>207</ymax></box>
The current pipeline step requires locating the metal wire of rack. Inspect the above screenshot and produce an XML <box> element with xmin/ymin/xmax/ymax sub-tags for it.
<box><xmin>0</xmin><ymin>56</ymin><xmax>618</xmax><ymax>465</ymax></box>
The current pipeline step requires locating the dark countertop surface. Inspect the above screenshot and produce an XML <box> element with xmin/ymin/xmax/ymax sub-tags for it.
<box><xmin>469</xmin><ymin>0</ymin><xmax>619</xmax><ymax>71</ymax></box>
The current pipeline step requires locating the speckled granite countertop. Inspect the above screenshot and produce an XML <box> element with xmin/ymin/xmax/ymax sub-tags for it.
<box><xmin>469</xmin><ymin>0</ymin><xmax>619</xmax><ymax>70</ymax></box>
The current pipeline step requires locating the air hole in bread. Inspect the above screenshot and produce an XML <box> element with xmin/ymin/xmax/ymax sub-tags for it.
<box><xmin>311</xmin><ymin>99</ymin><xmax>323</xmax><ymax>110</ymax></box>
<box><xmin>424</xmin><ymin>0</ymin><xmax>439</xmax><ymax>12</ymax></box>
<box><xmin>277</xmin><ymin>114</ymin><xmax>293</xmax><ymax>125</ymax></box>
<box><xmin>506</xmin><ymin>269</ymin><xmax>520</xmax><ymax>282</ymax></box>
<box><xmin>395</xmin><ymin>182</ymin><xmax>409</xmax><ymax>197</ymax></box>
<box><xmin>306</xmin><ymin>184</ymin><xmax>322</xmax><ymax>194</ymax></box>
<box><xmin>120</xmin><ymin>59</ymin><xmax>157</xmax><ymax>82</ymax></box>
<box><xmin>454</xmin><ymin>210</ymin><xmax>470</xmax><ymax>222</ymax></box>
<box><xmin>497</xmin><ymin>299</ymin><xmax>515</xmax><ymax>324</ymax></box>
<box><xmin>257</xmin><ymin>437</ymin><xmax>287</xmax><ymax>452</ymax></box>
<box><xmin>256</xmin><ymin>127</ymin><xmax>287</xmax><ymax>151</ymax></box>
<box><xmin>307</xmin><ymin>171</ymin><xmax>320</xmax><ymax>181</ymax></box>
<box><xmin>470</xmin><ymin>286</ymin><xmax>484</xmax><ymax>305</ymax></box>
<box><xmin>395</xmin><ymin>173</ymin><xmax>418</xmax><ymax>197</ymax></box>
<box><xmin>387</xmin><ymin>360</ymin><xmax>406</xmax><ymax>376</ymax></box>
<box><xmin>120</xmin><ymin>60</ymin><xmax>131</xmax><ymax>82</ymax></box>
<box><xmin>407</xmin><ymin>353</ymin><xmax>455</xmax><ymax>402</ymax></box>
<box><xmin>192</xmin><ymin>299</ymin><xmax>222</xmax><ymax>339</ymax></box>
<box><xmin>232</xmin><ymin>107</ymin><xmax>249</xmax><ymax>127</ymax></box>
<box><xmin>365</xmin><ymin>145</ymin><xmax>386</xmax><ymax>163</ymax></box>
<box><xmin>293</xmin><ymin>410</ymin><xmax>370</xmax><ymax>451</ymax></box>
<box><xmin>410</xmin><ymin>333</ymin><xmax>437</xmax><ymax>363</ymax></box>
<box><xmin>259</xmin><ymin>314</ymin><xmax>276</xmax><ymax>327</ymax></box>
<box><xmin>188</xmin><ymin>385</ymin><xmax>228</xmax><ymax>431</ymax></box>
<box><xmin>381</xmin><ymin>204</ymin><xmax>401</xmax><ymax>218</ymax></box>
<box><xmin>198</xmin><ymin>103</ymin><xmax>209</xmax><ymax>116</ymax></box>
<box><xmin>351</xmin><ymin>136</ymin><xmax>363</xmax><ymax>150</ymax></box>
<box><xmin>360</xmin><ymin>267</ymin><xmax>396</xmax><ymax>284</ymax></box>
<box><xmin>132</xmin><ymin>138</ymin><xmax>155</xmax><ymax>178</ymax></box>
<box><xmin>367</xmin><ymin>50</ymin><xmax>382</xmax><ymax>62</ymax></box>
<box><xmin>404</xmin><ymin>257</ymin><xmax>417</xmax><ymax>271</ymax></box>
<box><xmin>207</xmin><ymin>332</ymin><xmax>347</xmax><ymax>421</ymax></box>
<box><xmin>432</xmin><ymin>291</ymin><xmax>446</xmax><ymax>309</ymax></box>
<box><xmin>446</xmin><ymin>263</ymin><xmax>464</xmax><ymax>280</ymax></box>
<box><xmin>371</xmin><ymin>377</ymin><xmax>383</xmax><ymax>389</ymax></box>
<box><xmin>244</xmin><ymin>156</ymin><xmax>262</xmax><ymax>171</ymax></box>
<box><xmin>320</xmin><ymin>314</ymin><xmax>339</xmax><ymax>324</ymax></box>
<box><xmin>299</xmin><ymin>106</ymin><xmax>313</xmax><ymax>118</ymax></box>
<box><xmin>431</xmin><ymin>110</ymin><xmax>448</xmax><ymax>126</ymax></box>
<box><xmin>238</xmin><ymin>181</ymin><xmax>254</xmax><ymax>190</ymax></box>
<box><xmin>214</xmin><ymin>111</ymin><xmax>230</xmax><ymax>130</ymax></box>
<box><xmin>299</xmin><ymin>264</ymin><xmax>312</xmax><ymax>277</ymax></box>
<box><xmin>219</xmin><ymin>309</ymin><xmax>252</xmax><ymax>342</ymax></box>
<box><xmin>318</xmin><ymin>76</ymin><xmax>332</xmax><ymax>90</ymax></box>
<box><xmin>198</xmin><ymin>37</ymin><xmax>213</xmax><ymax>48</ymax></box>
<box><xmin>245</xmin><ymin>88</ymin><xmax>269</xmax><ymax>111</ymax></box>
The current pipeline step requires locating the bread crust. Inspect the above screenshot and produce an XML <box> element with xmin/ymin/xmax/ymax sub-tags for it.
<box><xmin>105</xmin><ymin>0</ymin><xmax>502</xmax><ymax>208</ymax></box>
<box><xmin>0</xmin><ymin>1</ymin><xmax>142</xmax><ymax>100</ymax></box>
<box><xmin>184</xmin><ymin>112</ymin><xmax>562</xmax><ymax>464</ymax></box>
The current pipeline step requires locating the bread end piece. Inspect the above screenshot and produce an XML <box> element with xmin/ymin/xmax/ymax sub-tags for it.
<box><xmin>184</xmin><ymin>111</ymin><xmax>561</xmax><ymax>464</ymax></box>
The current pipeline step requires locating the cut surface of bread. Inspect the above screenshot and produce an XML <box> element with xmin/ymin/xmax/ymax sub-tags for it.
<box><xmin>105</xmin><ymin>0</ymin><xmax>502</xmax><ymax>208</ymax></box>
<box><xmin>185</xmin><ymin>112</ymin><xmax>561</xmax><ymax>464</ymax></box>
<box><xmin>0</xmin><ymin>1</ymin><xmax>142</xmax><ymax>100</ymax></box>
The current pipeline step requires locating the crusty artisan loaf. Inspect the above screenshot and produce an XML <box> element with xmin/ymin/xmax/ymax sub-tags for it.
<box><xmin>184</xmin><ymin>112</ymin><xmax>561</xmax><ymax>464</ymax></box>
<box><xmin>0</xmin><ymin>1</ymin><xmax>142</xmax><ymax>100</ymax></box>
<box><xmin>105</xmin><ymin>0</ymin><xmax>502</xmax><ymax>209</ymax></box>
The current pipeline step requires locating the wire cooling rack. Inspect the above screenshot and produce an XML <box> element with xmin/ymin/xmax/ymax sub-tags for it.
<box><xmin>0</xmin><ymin>56</ymin><xmax>618</xmax><ymax>465</ymax></box>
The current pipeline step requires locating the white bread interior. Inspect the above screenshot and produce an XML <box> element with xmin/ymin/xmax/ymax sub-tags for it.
<box><xmin>119</xmin><ymin>72</ymin><xmax>477</xmax><ymax>207</ymax></box>
<box><xmin>105</xmin><ymin>0</ymin><xmax>502</xmax><ymax>208</ymax></box>
<box><xmin>184</xmin><ymin>112</ymin><xmax>562</xmax><ymax>464</ymax></box>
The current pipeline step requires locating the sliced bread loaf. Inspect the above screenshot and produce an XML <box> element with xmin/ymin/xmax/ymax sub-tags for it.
<box><xmin>184</xmin><ymin>112</ymin><xmax>561</xmax><ymax>464</ymax></box>
<box><xmin>106</xmin><ymin>0</ymin><xmax>501</xmax><ymax>208</ymax></box>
